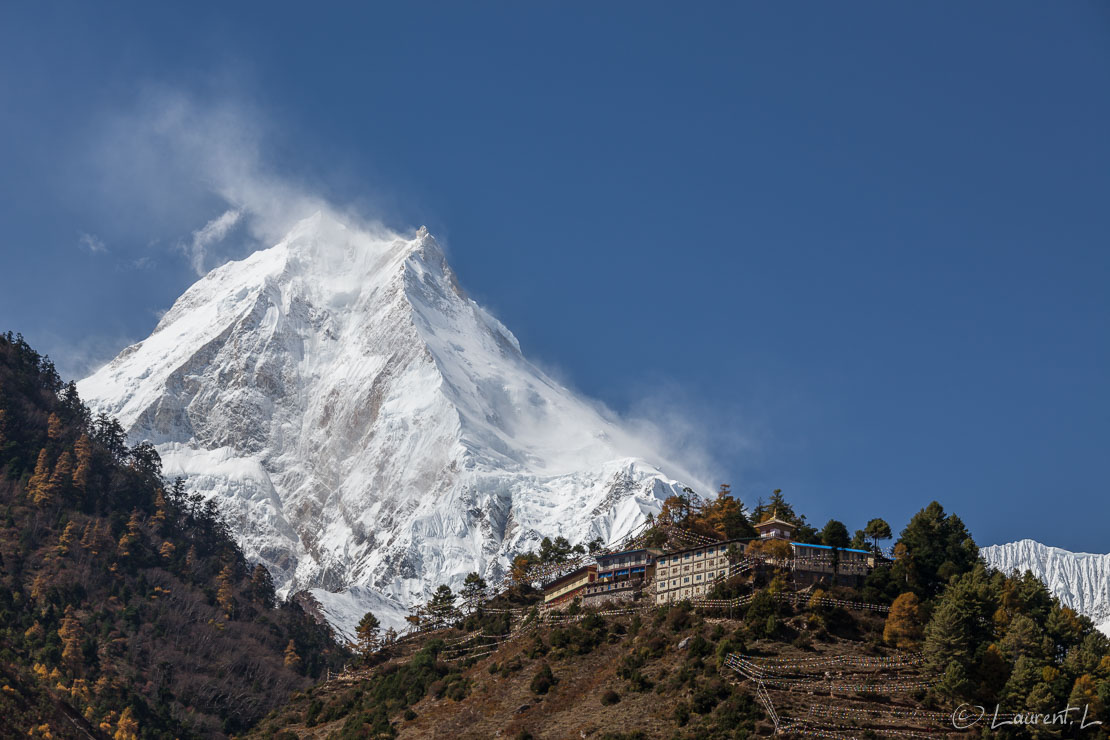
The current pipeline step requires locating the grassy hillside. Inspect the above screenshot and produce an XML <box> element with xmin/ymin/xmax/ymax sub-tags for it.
<box><xmin>0</xmin><ymin>333</ymin><xmax>347</xmax><ymax>738</ymax></box>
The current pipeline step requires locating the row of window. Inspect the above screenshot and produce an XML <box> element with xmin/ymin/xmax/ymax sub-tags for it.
<box><xmin>657</xmin><ymin>545</ymin><xmax>732</xmax><ymax>566</ymax></box>
<box><xmin>657</xmin><ymin>570</ymin><xmax>727</xmax><ymax>590</ymax></box>
<box><xmin>657</xmin><ymin>557</ymin><xmax>727</xmax><ymax>577</ymax></box>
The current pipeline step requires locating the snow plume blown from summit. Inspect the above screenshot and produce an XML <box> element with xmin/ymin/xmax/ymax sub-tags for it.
<box><xmin>79</xmin><ymin>210</ymin><xmax>716</xmax><ymax>636</ymax></box>
<box><xmin>83</xmin><ymin>88</ymin><xmax>388</xmax><ymax>271</ymax></box>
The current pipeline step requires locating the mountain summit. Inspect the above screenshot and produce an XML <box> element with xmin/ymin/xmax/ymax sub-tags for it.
<box><xmin>79</xmin><ymin>213</ymin><xmax>705</xmax><ymax>631</ymax></box>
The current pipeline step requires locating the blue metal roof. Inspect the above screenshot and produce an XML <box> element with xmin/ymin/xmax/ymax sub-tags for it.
<box><xmin>791</xmin><ymin>542</ymin><xmax>871</xmax><ymax>554</ymax></box>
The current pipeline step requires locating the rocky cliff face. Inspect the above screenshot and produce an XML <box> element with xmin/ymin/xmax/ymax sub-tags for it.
<box><xmin>79</xmin><ymin>213</ymin><xmax>707</xmax><ymax>630</ymax></box>
<box><xmin>982</xmin><ymin>539</ymin><xmax>1110</xmax><ymax>636</ymax></box>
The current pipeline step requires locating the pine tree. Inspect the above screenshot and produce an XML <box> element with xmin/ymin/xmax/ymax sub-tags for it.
<box><xmin>217</xmin><ymin>564</ymin><xmax>237</xmax><ymax>618</ymax></box>
<box><xmin>151</xmin><ymin>489</ymin><xmax>168</xmax><ymax>528</ymax></box>
<box><xmin>48</xmin><ymin>450</ymin><xmax>74</xmax><ymax>496</ymax></box>
<box><xmin>702</xmin><ymin>483</ymin><xmax>756</xmax><ymax>539</ymax></box>
<box><xmin>250</xmin><ymin>563</ymin><xmax>275</xmax><ymax>604</ymax></box>
<box><xmin>59</xmin><ymin>606</ymin><xmax>85</xmax><ymax>671</ymax></box>
<box><xmin>864</xmin><ymin>518</ymin><xmax>893</xmax><ymax>550</ymax></box>
<box><xmin>891</xmin><ymin>501</ymin><xmax>978</xmax><ymax>599</ymax></box>
<box><xmin>57</xmin><ymin>521</ymin><xmax>81</xmax><ymax>554</ymax></box>
<box><xmin>428</xmin><ymin>585</ymin><xmax>458</xmax><ymax>626</ymax></box>
<box><xmin>284</xmin><ymin>639</ymin><xmax>302</xmax><ymax>669</ymax></box>
<box><xmin>765</xmin><ymin>489</ymin><xmax>797</xmax><ymax>523</ymax></box>
<box><xmin>1068</xmin><ymin>674</ymin><xmax>1103</xmax><ymax>719</ymax></box>
<box><xmin>999</xmin><ymin>614</ymin><xmax>1044</xmax><ymax>662</ymax></box>
<box><xmin>1001</xmin><ymin>655</ymin><xmax>1042</xmax><ymax>706</ymax></box>
<box><xmin>26</xmin><ymin>448</ymin><xmax>51</xmax><ymax>504</ymax></box>
<box><xmin>936</xmin><ymin>660</ymin><xmax>972</xmax><ymax>700</ymax></box>
<box><xmin>79</xmin><ymin>521</ymin><xmax>96</xmax><ymax>552</ymax></box>
<box><xmin>356</xmin><ymin>612</ymin><xmax>381</xmax><ymax>658</ymax></box>
<box><xmin>72</xmin><ymin>434</ymin><xmax>93</xmax><ymax>490</ymax></box>
<box><xmin>820</xmin><ymin>519</ymin><xmax>850</xmax><ymax>548</ymax></box>
<box><xmin>924</xmin><ymin>597</ymin><xmax>972</xmax><ymax>674</ymax></box>
<box><xmin>883</xmin><ymin>592</ymin><xmax>924</xmax><ymax>649</ymax></box>
<box><xmin>47</xmin><ymin>412</ymin><xmax>64</xmax><ymax>441</ymax></box>
<box><xmin>117</xmin><ymin>510</ymin><xmax>143</xmax><ymax>556</ymax></box>
<box><xmin>461</xmin><ymin>572</ymin><xmax>488</xmax><ymax>612</ymax></box>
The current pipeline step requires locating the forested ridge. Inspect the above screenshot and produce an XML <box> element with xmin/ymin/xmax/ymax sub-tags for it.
<box><xmin>0</xmin><ymin>332</ymin><xmax>346</xmax><ymax>738</ymax></box>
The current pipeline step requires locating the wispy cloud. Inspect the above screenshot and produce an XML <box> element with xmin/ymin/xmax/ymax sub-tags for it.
<box><xmin>79</xmin><ymin>232</ymin><xmax>108</xmax><ymax>254</ymax></box>
<box><xmin>183</xmin><ymin>208</ymin><xmax>241</xmax><ymax>275</ymax></box>
<box><xmin>81</xmin><ymin>86</ymin><xmax>395</xmax><ymax>275</ymax></box>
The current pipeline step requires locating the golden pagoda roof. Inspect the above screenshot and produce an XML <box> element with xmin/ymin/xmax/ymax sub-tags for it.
<box><xmin>754</xmin><ymin>513</ymin><xmax>795</xmax><ymax>530</ymax></box>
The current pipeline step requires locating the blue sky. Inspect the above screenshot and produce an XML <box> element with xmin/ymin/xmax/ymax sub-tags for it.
<box><xmin>1</xmin><ymin>3</ymin><xmax>1107</xmax><ymax>552</ymax></box>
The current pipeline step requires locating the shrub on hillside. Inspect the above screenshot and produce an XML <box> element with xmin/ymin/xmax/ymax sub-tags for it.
<box><xmin>530</xmin><ymin>663</ymin><xmax>555</xmax><ymax>694</ymax></box>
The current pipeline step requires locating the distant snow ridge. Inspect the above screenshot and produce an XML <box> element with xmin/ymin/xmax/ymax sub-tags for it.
<box><xmin>982</xmin><ymin>539</ymin><xmax>1110</xmax><ymax>637</ymax></box>
<box><xmin>79</xmin><ymin>212</ymin><xmax>709</xmax><ymax>636</ymax></box>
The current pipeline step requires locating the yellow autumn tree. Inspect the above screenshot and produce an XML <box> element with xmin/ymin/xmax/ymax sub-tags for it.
<box><xmin>80</xmin><ymin>521</ymin><xmax>106</xmax><ymax>555</ymax></box>
<box><xmin>57</xmin><ymin>521</ymin><xmax>81</xmax><ymax>554</ymax></box>
<box><xmin>884</xmin><ymin>592</ymin><xmax>925</xmax><ymax>649</ymax></box>
<box><xmin>72</xmin><ymin>434</ymin><xmax>93</xmax><ymax>491</ymax></box>
<box><xmin>114</xmin><ymin>706</ymin><xmax>139</xmax><ymax>740</ymax></box>
<box><xmin>1069</xmin><ymin>674</ymin><xmax>1103</xmax><ymax>718</ymax></box>
<box><xmin>47</xmin><ymin>412</ymin><xmax>64</xmax><ymax>441</ymax></box>
<box><xmin>117</xmin><ymin>511</ymin><xmax>143</xmax><ymax>556</ymax></box>
<box><xmin>158</xmin><ymin>541</ymin><xmax>176</xmax><ymax>560</ymax></box>
<box><xmin>284</xmin><ymin>639</ymin><xmax>302</xmax><ymax>669</ymax></box>
<box><xmin>58</xmin><ymin>607</ymin><xmax>84</xmax><ymax>671</ymax></box>
<box><xmin>510</xmin><ymin>553</ymin><xmax>537</xmax><ymax>584</ymax></box>
<box><xmin>29</xmin><ymin>573</ymin><xmax>50</xmax><ymax>602</ymax></box>
<box><xmin>151</xmin><ymin>489</ymin><xmax>167</xmax><ymax>528</ymax></box>
<box><xmin>48</xmin><ymin>450</ymin><xmax>74</xmax><ymax>495</ymax></box>
<box><xmin>26</xmin><ymin>449</ymin><xmax>51</xmax><ymax>504</ymax></box>
<box><xmin>217</xmin><ymin>564</ymin><xmax>237</xmax><ymax>618</ymax></box>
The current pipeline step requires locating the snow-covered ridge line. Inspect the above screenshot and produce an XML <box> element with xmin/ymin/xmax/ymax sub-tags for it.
<box><xmin>982</xmin><ymin>539</ymin><xmax>1110</xmax><ymax>637</ymax></box>
<box><xmin>79</xmin><ymin>212</ymin><xmax>712</xmax><ymax>637</ymax></box>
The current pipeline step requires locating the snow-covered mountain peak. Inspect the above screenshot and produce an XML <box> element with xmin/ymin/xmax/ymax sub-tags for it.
<box><xmin>79</xmin><ymin>213</ymin><xmax>706</xmax><ymax>634</ymax></box>
<box><xmin>982</xmin><ymin>539</ymin><xmax>1110</xmax><ymax>637</ymax></box>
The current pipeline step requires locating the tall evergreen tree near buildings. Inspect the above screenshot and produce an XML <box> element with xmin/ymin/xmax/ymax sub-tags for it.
<box><xmin>891</xmin><ymin>501</ymin><xmax>978</xmax><ymax>599</ymax></box>
<box><xmin>820</xmin><ymin>519</ymin><xmax>850</xmax><ymax>548</ymax></box>
<box><xmin>864</xmin><ymin>518</ymin><xmax>893</xmax><ymax>551</ymax></box>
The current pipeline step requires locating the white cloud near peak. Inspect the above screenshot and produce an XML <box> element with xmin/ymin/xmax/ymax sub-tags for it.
<box><xmin>183</xmin><ymin>208</ymin><xmax>242</xmax><ymax>276</ymax></box>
